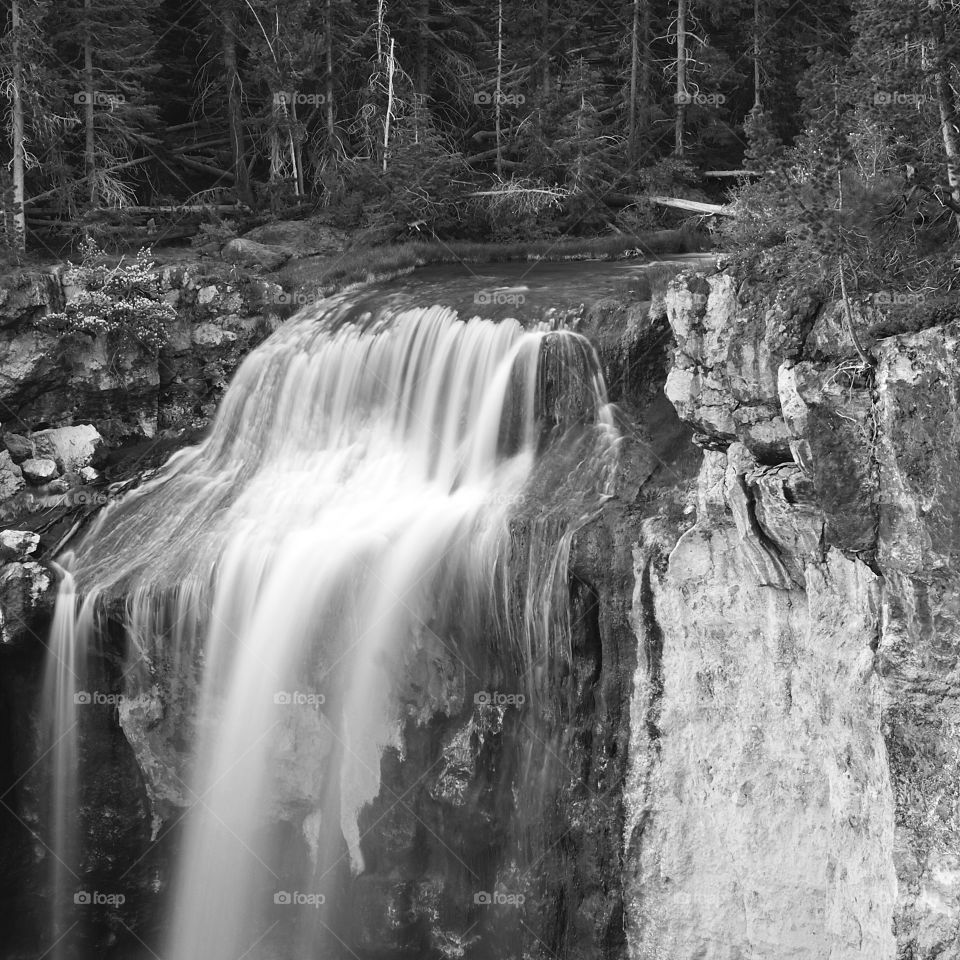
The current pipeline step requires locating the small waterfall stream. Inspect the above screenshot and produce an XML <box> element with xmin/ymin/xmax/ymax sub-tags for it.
<box><xmin>41</xmin><ymin>294</ymin><xmax>619</xmax><ymax>959</ymax></box>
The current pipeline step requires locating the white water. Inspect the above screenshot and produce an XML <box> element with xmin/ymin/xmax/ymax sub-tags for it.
<box><xmin>42</xmin><ymin>296</ymin><xmax>618</xmax><ymax>959</ymax></box>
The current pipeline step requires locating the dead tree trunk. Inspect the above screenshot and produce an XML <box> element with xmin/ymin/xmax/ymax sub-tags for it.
<box><xmin>222</xmin><ymin>3</ymin><xmax>251</xmax><ymax>204</ymax></box>
<box><xmin>10</xmin><ymin>0</ymin><xmax>26</xmax><ymax>252</ymax></box>
<box><xmin>675</xmin><ymin>0</ymin><xmax>688</xmax><ymax>158</ymax></box>
<box><xmin>83</xmin><ymin>0</ymin><xmax>96</xmax><ymax>205</ymax></box>
<box><xmin>929</xmin><ymin>0</ymin><xmax>960</xmax><ymax>234</ymax></box>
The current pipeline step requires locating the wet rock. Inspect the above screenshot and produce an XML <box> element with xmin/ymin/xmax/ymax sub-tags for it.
<box><xmin>32</xmin><ymin>423</ymin><xmax>102</xmax><ymax>472</ymax></box>
<box><xmin>0</xmin><ymin>450</ymin><xmax>25</xmax><ymax>500</ymax></box>
<box><xmin>0</xmin><ymin>560</ymin><xmax>55</xmax><ymax>645</ymax></box>
<box><xmin>3</xmin><ymin>432</ymin><xmax>33</xmax><ymax>462</ymax></box>
<box><xmin>20</xmin><ymin>457</ymin><xmax>58</xmax><ymax>484</ymax></box>
<box><xmin>0</xmin><ymin>530</ymin><xmax>39</xmax><ymax>562</ymax></box>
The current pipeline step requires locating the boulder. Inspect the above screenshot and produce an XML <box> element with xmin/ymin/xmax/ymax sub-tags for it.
<box><xmin>32</xmin><ymin>424</ymin><xmax>102</xmax><ymax>472</ymax></box>
<box><xmin>0</xmin><ymin>530</ymin><xmax>39</xmax><ymax>562</ymax></box>
<box><xmin>220</xmin><ymin>238</ymin><xmax>292</xmax><ymax>272</ymax></box>
<box><xmin>0</xmin><ymin>560</ymin><xmax>55</xmax><ymax>645</ymax></box>
<box><xmin>242</xmin><ymin>219</ymin><xmax>348</xmax><ymax>257</ymax></box>
<box><xmin>0</xmin><ymin>451</ymin><xmax>25</xmax><ymax>500</ymax></box>
<box><xmin>21</xmin><ymin>457</ymin><xmax>58</xmax><ymax>484</ymax></box>
<box><xmin>3</xmin><ymin>432</ymin><xmax>33</xmax><ymax>463</ymax></box>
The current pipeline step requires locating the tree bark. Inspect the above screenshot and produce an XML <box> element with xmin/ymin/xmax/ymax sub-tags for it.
<box><xmin>928</xmin><ymin>0</ymin><xmax>960</xmax><ymax>234</ymax></box>
<box><xmin>416</xmin><ymin>0</ymin><xmax>429</xmax><ymax>97</ymax></box>
<box><xmin>753</xmin><ymin>0</ymin><xmax>762</xmax><ymax>110</ymax></box>
<box><xmin>383</xmin><ymin>37</ymin><xmax>395</xmax><ymax>173</ymax></box>
<box><xmin>10</xmin><ymin>0</ymin><xmax>26</xmax><ymax>252</ymax></box>
<box><xmin>495</xmin><ymin>0</ymin><xmax>503</xmax><ymax>178</ymax></box>
<box><xmin>540</xmin><ymin>0</ymin><xmax>551</xmax><ymax>94</ymax></box>
<box><xmin>629</xmin><ymin>0</ymin><xmax>639</xmax><ymax>159</ymax></box>
<box><xmin>675</xmin><ymin>0</ymin><xmax>688</xmax><ymax>157</ymax></box>
<box><xmin>325</xmin><ymin>0</ymin><xmax>335</xmax><ymax>152</ymax></box>
<box><xmin>222</xmin><ymin>2</ymin><xmax>251</xmax><ymax>204</ymax></box>
<box><xmin>83</xmin><ymin>0</ymin><xmax>96</xmax><ymax>206</ymax></box>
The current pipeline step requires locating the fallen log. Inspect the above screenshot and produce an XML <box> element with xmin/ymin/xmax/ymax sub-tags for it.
<box><xmin>702</xmin><ymin>169</ymin><xmax>766</xmax><ymax>178</ymax></box>
<box><xmin>647</xmin><ymin>195</ymin><xmax>735</xmax><ymax>217</ymax></box>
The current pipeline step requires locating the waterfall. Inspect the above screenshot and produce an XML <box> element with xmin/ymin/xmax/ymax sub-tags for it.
<box><xmin>41</xmin><ymin>296</ymin><xmax>618</xmax><ymax>959</ymax></box>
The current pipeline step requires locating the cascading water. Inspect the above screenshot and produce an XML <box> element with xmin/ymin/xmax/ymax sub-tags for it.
<box><xmin>41</xmin><ymin>294</ymin><xmax>618</xmax><ymax>959</ymax></box>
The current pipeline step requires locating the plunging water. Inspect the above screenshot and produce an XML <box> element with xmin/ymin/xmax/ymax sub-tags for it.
<box><xmin>42</xmin><ymin>294</ymin><xmax>618</xmax><ymax>959</ymax></box>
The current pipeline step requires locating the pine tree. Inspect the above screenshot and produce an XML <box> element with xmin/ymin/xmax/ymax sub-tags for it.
<box><xmin>47</xmin><ymin>0</ymin><xmax>162</xmax><ymax>208</ymax></box>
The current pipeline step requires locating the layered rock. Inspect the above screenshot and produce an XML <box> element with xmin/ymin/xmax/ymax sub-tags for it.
<box><xmin>0</xmin><ymin>264</ymin><xmax>286</xmax><ymax>441</ymax></box>
<box><xmin>630</xmin><ymin>271</ymin><xmax>960</xmax><ymax>960</ymax></box>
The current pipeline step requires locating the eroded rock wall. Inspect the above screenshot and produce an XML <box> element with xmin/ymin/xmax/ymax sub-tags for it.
<box><xmin>627</xmin><ymin>270</ymin><xmax>960</xmax><ymax>960</ymax></box>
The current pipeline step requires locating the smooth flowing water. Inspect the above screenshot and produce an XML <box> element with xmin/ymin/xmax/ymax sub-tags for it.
<box><xmin>41</xmin><ymin>293</ymin><xmax>618</xmax><ymax>959</ymax></box>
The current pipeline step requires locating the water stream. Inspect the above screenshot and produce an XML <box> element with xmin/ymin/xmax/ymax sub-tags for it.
<box><xmin>41</xmin><ymin>292</ymin><xmax>619</xmax><ymax>959</ymax></box>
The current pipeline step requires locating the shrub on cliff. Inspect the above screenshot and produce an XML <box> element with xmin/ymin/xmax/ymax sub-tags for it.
<box><xmin>40</xmin><ymin>238</ymin><xmax>175</xmax><ymax>352</ymax></box>
<box><xmin>722</xmin><ymin>37</ymin><xmax>958</xmax><ymax>304</ymax></box>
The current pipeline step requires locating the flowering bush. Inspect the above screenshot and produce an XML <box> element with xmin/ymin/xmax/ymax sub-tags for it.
<box><xmin>42</xmin><ymin>238</ymin><xmax>176</xmax><ymax>352</ymax></box>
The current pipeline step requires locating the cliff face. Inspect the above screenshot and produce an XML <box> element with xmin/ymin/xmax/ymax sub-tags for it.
<box><xmin>0</xmin><ymin>264</ymin><xmax>286</xmax><ymax>441</ymax></box>
<box><xmin>627</xmin><ymin>271</ymin><xmax>960</xmax><ymax>960</ymax></box>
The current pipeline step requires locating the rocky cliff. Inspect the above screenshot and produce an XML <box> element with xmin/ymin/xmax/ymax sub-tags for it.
<box><xmin>623</xmin><ymin>270</ymin><xmax>960</xmax><ymax>960</ymax></box>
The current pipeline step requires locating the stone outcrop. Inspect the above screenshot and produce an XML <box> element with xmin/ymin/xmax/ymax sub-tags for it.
<box><xmin>0</xmin><ymin>263</ymin><xmax>287</xmax><ymax>441</ymax></box>
<box><xmin>625</xmin><ymin>270</ymin><xmax>960</xmax><ymax>960</ymax></box>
